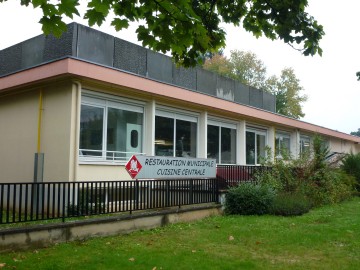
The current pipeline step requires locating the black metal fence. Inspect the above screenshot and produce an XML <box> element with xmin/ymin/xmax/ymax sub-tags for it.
<box><xmin>216</xmin><ymin>165</ymin><xmax>272</xmax><ymax>188</ymax></box>
<box><xmin>0</xmin><ymin>179</ymin><xmax>218</xmax><ymax>224</ymax></box>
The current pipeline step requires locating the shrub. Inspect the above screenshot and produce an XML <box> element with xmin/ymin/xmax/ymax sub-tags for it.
<box><xmin>270</xmin><ymin>192</ymin><xmax>312</xmax><ymax>216</ymax></box>
<box><xmin>256</xmin><ymin>135</ymin><xmax>356</xmax><ymax>207</ymax></box>
<box><xmin>255</xmin><ymin>158</ymin><xmax>298</xmax><ymax>193</ymax></box>
<box><xmin>301</xmin><ymin>168</ymin><xmax>355</xmax><ymax>206</ymax></box>
<box><xmin>341</xmin><ymin>152</ymin><xmax>360</xmax><ymax>192</ymax></box>
<box><xmin>224</xmin><ymin>182</ymin><xmax>276</xmax><ymax>215</ymax></box>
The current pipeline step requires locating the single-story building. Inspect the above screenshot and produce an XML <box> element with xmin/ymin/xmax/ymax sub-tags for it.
<box><xmin>1</xmin><ymin>23</ymin><xmax>359</xmax><ymax>183</ymax></box>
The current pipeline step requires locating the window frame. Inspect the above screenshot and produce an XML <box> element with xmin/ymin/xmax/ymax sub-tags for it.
<box><xmin>207</xmin><ymin>118</ymin><xmax>237</xmax><ymax>164</ymax></box>
<box><xmin>155</xmin><ymin>107</ymin><xmax>199</xmax><ymax>158</ymax></box>
<box><xmin>246</xmin><ymin>127</ymin><xmax>267</xmax><ymax>165</ymax></box>
<box><xmin>300</xmin><ymin>135</ymin><xmax>311</xmax><ymax>155</ymax></box>
<box><xmin>79</xmin><ymin>91</ymin><xmax>145</xmax><ymax>164</ymax></box>
<box><xmin>275</xmin><ymin>131</ymin><xmax>291</xmax><ymax>159</ymax></box>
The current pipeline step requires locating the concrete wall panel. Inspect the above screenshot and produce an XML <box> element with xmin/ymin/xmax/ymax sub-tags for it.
<box><xmin>43</xmin><ymin>23</ymin><xmax>76</xmax><ymax>62</ymax></box>
<box><xmin>216</xmin><ymin>76</ymin><xmax>234</xmax><ymax>101</ymax></box>
<box><xmin>0</xmin><ymin>43</ymin><xmax>22</xmax><ymax>76</ymax></box>
<box><xmin>196</xmin><ymin>69</ymin><xmax>217</xmax><ymax>96</ymax></box>
<box><xmin>249</xmin><ymin>86</ymin><xmax>263</xmax><ymax>108</ymax></box>
<box><xmin>172</xmin><ymin>66</ymin><xmax>197</xmax><ymax>90</ymax></box>
<box><xmin>263</xmin><ymin>91</ymin><xmax>276</xmax><ymax>112</ymax></box>
<box><xmin>147</xmin><ymin>51</ymin><xmax>173</xmax><ymax>84</ymax></box>
<box><xmin>114</xmin><ymin>38</ymin><xmax>147</xmax><ymax>76</ymax></box>
<box><xmin>77</xmin><ymin>25</ymin><xmax>114</xmax><ymax>66</ymax></box>
<box><xmin>21</xmin><ymin>35</ymin><xmax>45</xmax><ymax>70</ymax></box>
<box><xmin>234</xmin><ymin>82</ymin><xmax>250</xmax><ymax>105</ymax></box>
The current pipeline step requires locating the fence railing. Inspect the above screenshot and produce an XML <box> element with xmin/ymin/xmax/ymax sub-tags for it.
<box><xmin>216</xmin><ymin>165</ymin><xmax>272</xmax><ymax>188</ymax></box>
<box><xmin>0</xmin><ymin>179</ymin><xmax>218</xmax><ymax>224</ymax></box>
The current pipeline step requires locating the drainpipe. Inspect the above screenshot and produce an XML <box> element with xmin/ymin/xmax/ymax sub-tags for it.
<box><xmin>34</xmin><ymin>89</ymin><xmax>44</xmax><ymax>183</ymax></box>
<box><xmin>72</xmin><ymin>81</ymin><xmax>82</xmax><ymax>182</ymax></box>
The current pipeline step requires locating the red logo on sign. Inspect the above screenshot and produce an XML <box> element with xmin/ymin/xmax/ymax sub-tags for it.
<box><xmin>125</xmin><ymin>155</ymin><xmax>142</xmax><ymax>179</ymax></box>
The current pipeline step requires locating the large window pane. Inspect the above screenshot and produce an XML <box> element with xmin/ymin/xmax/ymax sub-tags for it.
<box><xmin>176</xmin><ymin>119</ymin><xmax>197</xmax><ymax>157</ymax></box>
<box><xmin>275</xmin><ymin>134</ymin><xmax>291</xmax><ymax>158</ymax></box>
<box><xmin>155</xmin><ymin>116</ymin><xmax>174</xmax><ymax>156</ymax></box>
<box><xmin>246</xmin><ymin>131</ymin><xmax>255</xmax><ymax>164</ymax></box>
<box><xmin>207</xmin><ymin>125</ymin><xmax>219</xmax><ymax>163</ymax></box>
<box><xmin>221</xmin><ymin>127</ymin><xmax>236</xmax><ymax>164</ymax></box>
<box><xmin>107</xmin><ymin>107</ymin><xmax>143</xmax><ymax>160</ymax></box>
<box><xmin>257</xmin><ymin>134</ymin><xmax>266</xmax><ymax>163</ymax></box>
<box><xmin>300</xmin><ymin>136</ymin><xmax>311</xmax><ymax>155</ymax></box>
<box><xmin>80</xmin><ymin>105</ymin><xmax>104</xmax><ymax>157</ymax></box>
<box><xmin>246</xmin><ymin>130</ymin><xmax>267</xmax><ymax>165</ymax></box>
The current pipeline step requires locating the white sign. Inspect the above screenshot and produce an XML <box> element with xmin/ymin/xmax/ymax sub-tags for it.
<box><xmin>125</xmin><ymin>155</ymin><xmax>216</xmax><ymax>179</ymax></box>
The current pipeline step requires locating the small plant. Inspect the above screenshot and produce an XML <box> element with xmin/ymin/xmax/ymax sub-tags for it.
<box><xmin>224</xmin><ymin>182</ymin><xmax>276</xmax><ymax>215</ymax></box>
<box><xmin>270</xmin><ymin>192</ymin><xmax>312</xmax><ymax>216</ymax></box>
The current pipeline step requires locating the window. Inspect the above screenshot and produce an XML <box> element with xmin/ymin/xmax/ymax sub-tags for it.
<box><xmin>246</xmin><ymin>128</ymin><xmax>267</xmax><ymax>165</ymax></box>
<box><xmin>80</xmin><ymin>94</ymin><xmax>144</xmax><ymax>162</ymax></box>
<box><xmin>207</xmin><ymin>120</ymin><xmax>236</xmax><ymax>164</ymax></box>
<box><xmin>155</xmin><ymin>110</ymin><xmax>197</xmax><ymax>157</ymax></box>
<box><xmin>275</xmin><ymin>132</ymin><xmax>291</xmax><ymax>159</ymax></box>
<box><xmin>300</xmin><ymin>135</ymin><xmax>311</xmax><ymax>155</ymax></box>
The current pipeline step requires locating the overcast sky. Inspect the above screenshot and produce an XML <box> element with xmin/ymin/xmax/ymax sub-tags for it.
<box><xmin>1</xmin><ymin>0</ymin><xmax>359</xmax><ymax>134</ymax></box>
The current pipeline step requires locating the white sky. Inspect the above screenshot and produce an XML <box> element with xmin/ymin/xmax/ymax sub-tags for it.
<box><xmin>0</xmin><ymin>0</ymin><xmax>359</xmax><ymax>134</ymax></box>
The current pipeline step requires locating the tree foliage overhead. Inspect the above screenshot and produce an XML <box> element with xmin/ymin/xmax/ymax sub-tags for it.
<box><xmin>0</xmin><ymin>0</ymin><xmax>324</xmax><ymax>66</ymax></box>
<box><xmin>203</xmin><ymin>51</ymin><xmax>307</xmax><ymax>119</ymax></box>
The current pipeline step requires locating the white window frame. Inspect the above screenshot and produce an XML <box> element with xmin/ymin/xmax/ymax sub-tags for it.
<box><xmin>275</xmin><ymin>131</ymin><xmax>291</xmax><ymax>159</ymax></box>
<box><xmin>155</xmin><ymin>107</ymin><xmax>199</xmax><ymax>158</ymax></box>
<box><xmin>207</xmin><ymin>117</ymin><xmax>237</xmax><ymax>164</ymax></box>
<box><xmin>79</xmin><ymin>91</ymin><xmax>145</xmax><ymax>164</ymax></box>
<box><xmin>300</xmin><ymin>135</ymin><xmax>311</xmax><ymax>155</ymax></box>
<box><xmin>246</xmin><ymin>127</ymin><xmax>268</xmax><ymax>165</ymax></box>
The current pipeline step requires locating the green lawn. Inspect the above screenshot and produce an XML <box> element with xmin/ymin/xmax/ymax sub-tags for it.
<box><xmin>1</xmin><ymin>197</ymin><xmax>360</xmax><ymax>270</ymax></box>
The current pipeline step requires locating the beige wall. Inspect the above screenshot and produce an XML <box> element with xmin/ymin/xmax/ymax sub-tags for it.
<box><xmin>41</xmin><ymin>82</ymin><xmax>74</xmax><ymax>181</ymax></box>
<box><xmin>329</xmin><ymin>137</ymin><xmax>359</xmax><ymax>154</ymax></box>
<box><xmin>0</xmin><ymin>82</ymin><xmax>75</xmax><ymax>182</ymax></box>
<box><xmin>0</xmin><ymin>90</ymin><xmax>38</xmax><ymax>182</ymax></box>
<box><xmin>77</xmin><ymin>165</ymin><xmax>132</xmax><ymax>181</ymax></box>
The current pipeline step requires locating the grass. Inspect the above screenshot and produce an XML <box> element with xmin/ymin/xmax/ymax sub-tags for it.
<box><xmin>1</xmin><ymin>197</ymin><xmax>360</xmax><ymax>269</ymax></box>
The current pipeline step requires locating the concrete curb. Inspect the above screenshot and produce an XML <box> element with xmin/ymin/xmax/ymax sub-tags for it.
<box><xmin>0</xmin><ymin>203</ymin><xmax>222</xmax><ymax>252</ymax></box>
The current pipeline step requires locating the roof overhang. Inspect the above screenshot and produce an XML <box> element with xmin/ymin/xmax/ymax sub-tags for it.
<box><xmin>1</xmin><ymin>58</ymin><xmax>359</xmax><ymax>144</ymax></box>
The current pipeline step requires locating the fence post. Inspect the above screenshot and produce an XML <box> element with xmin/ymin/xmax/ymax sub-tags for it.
<box><xmin>135</xmin><ymin>180</ymin><xmax>139</xmax><ymax>211</ymax></box>
<box><xmin>165</xmin><ymin>181</ymin><xmax>170</xmax><ymax>207</ymax></box>
<box><xmin>189</xmin><ymin>179</ymin><xmax>193</xmax><ymax>205</ymax></box>
<box><xmin>62</xmin><ymin>183</ymin><xmax>66</xmax><ymax>222</ymax></box>
<box><xmin>213</xmin><ymin>178</ymin><xmax>219</xmax><ymax>203</ymax></box>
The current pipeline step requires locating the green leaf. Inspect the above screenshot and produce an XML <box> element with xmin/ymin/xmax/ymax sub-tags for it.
<box><xmin>32</xmin><ymin>0</ymin><xmax>46</xmax><ymax>8</ymax></box>
<box><xmin>111</xmin><ymin>18</ymin><xmax>129</xmax><ymax>31</ymax></box>
<box><xmin>58</xmin><ymin>0</ymin><xmax>80</xmax><ymax>18</ymax></box>
<box><xmin>84</xmin><ymin>9</ymin><xmax>105</xmax><ymax>26</ymax></box>
<box><xmin>87</xmin><ymin>0</ymin><xmax>110</xmax><ymax>16</ymax></box>
<box><xmin>39</xmin><ymin>15</ymin><xmax>67</xmax><ymax>37</ymax></box>
<box><xmin>41</xmin><ymin>3</ymin><xmax>58</xmax><ymax>17</ymax></box>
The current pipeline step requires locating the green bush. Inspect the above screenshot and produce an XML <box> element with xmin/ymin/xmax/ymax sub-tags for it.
<box><xmin>341</xmin><ymin>152</ymin><xmax>360</xmax><ymax>192</ymax></box>
<box><xmin>256</xmin><ymin>135</ymin><xmax>356</xmax><ymax>207</ymax></box>
<box><xmin>270</xmin><ymin>192</ymin><xmax>312</xmax><ymax>216</ymax></box>
<box><xmin>301</xmin><ymin>169</ymin><xmax>355</xmax><ymax>206</ymax></box>
<box><xmin>225</xmin><ymin>182</ymin><xmax>276</xmax><ymax>215</ymax></box>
